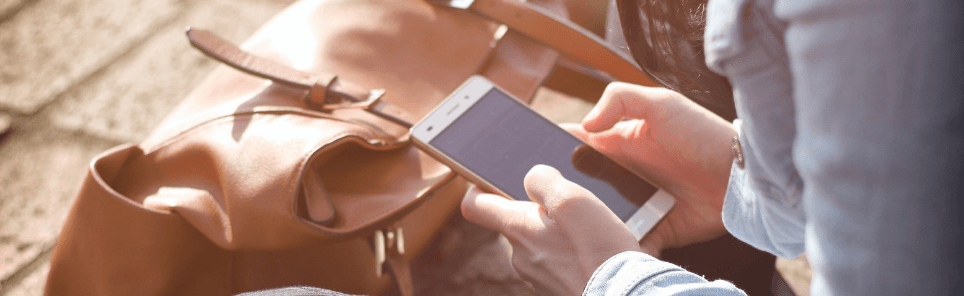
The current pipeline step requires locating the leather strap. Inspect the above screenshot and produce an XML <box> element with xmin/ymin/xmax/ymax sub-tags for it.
<box><xmin>386</xmin><ymin>252</ymin><xmax>414</xmax><ymax>296</ymax></box>
<box><xmin>0</xmin><ymin>115</ymin><xmax>11</xmax><ymax>139</ymax></box>
<box><xmin>432</xmin><ymin>0</ymin><xmax>657</xmax><ymax>87</ymax></box>
<box><xmin>186</xmin><ymin>28</ymin><xmax>418</xmax><ymax>127</ymax></box>
<box><xmin>187</xmin><ymin>28</ymin><xmax>334</xmax><ymax>97</ymax></box>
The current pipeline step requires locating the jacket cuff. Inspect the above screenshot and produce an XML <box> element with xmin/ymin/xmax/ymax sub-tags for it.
<box><xmin>583</xmin><ymin>251</ymin><xmax>685</xmax><ymax>296</ymax></box>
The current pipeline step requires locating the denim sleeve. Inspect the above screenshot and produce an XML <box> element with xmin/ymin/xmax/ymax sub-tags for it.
<box><xmin>705</xmin><ymin>0</ymin><xmax>808</xmax><ymax>260</ymax></box>
<box><xmin>774</xmin><ymin>0</ymin><xmax>964</xmax><ymax>295</ymax></box>
<box><xmin>583</xmin><ymin>251</ymin><xmax>745</xmax><ymax>296</ymax></box>
<box><xmin>721</xmin><ymin>121</ymin><xmax>806</xmax><ymax>259</ymax></box>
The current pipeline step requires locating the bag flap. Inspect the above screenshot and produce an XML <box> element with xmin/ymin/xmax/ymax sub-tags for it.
<box><xmin>297</xmin><ymin>137</ymin><xmax>455</xmax><ymax>237</ymax></box>
<box><xmin>106</xmin><ymin>108</ymin><xmax>430</xmax><ymax>249</ymax></box>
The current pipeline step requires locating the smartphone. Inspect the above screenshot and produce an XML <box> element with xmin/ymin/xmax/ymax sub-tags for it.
<box><xmin>411</xmin><ymin>76</ymin><xmax>674</xmax><ymax>240</ymax></box>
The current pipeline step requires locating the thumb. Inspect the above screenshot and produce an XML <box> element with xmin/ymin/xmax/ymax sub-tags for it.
<box><xmin>582</xmin><ymin>82</ymin><xmax>676</xmax><ymax>133</ymax></box>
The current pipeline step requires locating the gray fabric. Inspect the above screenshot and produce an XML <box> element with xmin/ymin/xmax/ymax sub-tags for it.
<box><xmin>585</xmin><ymin>0</ymin><xmax>963</xmax><ymax>294</ymax></box>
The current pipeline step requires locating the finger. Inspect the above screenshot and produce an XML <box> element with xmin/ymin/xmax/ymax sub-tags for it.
<box><xmin>560</xmin><ymin>123</ymin><xmax>589</xmax><ymax>142</ymax></box>
<box><xmin>523</xmin><ymin>165</ymin><xmax>592</xmax><ymax>216</ymax></box>
<box><xmin>461</xmin><ymin>185</ymin><xmax>539</xmax><ymax>235</ymax></box>
<box><xmin>563</xmin><ymin>120</ymin><xmax>644</xmax><ymax>158</ymax></box>
<box><xmin>582</xmin><ymin>82</ymin><xmax>676</xmax><ymax>133</ymax></box>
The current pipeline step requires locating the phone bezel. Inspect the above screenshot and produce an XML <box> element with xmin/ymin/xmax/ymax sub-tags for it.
<box><xmin>410</xmin><ymin>76</ymin><xmax>674</xmax><ymax>240</ymax></box>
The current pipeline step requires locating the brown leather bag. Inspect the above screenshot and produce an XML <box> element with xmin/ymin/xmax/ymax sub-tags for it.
<box><xmin>44</xmin><ymin>0</ymin><xmax>655</xmax><ymax>295</ymax></box>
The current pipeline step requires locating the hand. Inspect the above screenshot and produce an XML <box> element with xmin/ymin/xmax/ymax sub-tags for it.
<box><xmin>461</xmin><ymin>165</ymin><xmax>641</xmax><ymax>296</ymax></box>
<box><xmin>563</xmin><ymin>82</ymin><xmax>737</xmax><ymax>255</ymax></box>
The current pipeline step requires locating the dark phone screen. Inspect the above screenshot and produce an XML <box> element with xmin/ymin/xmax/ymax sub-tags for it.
<box><xmin>429</xmin><ymin>89</ymin><xmax>658</xmax><ymax>220</ymax></box>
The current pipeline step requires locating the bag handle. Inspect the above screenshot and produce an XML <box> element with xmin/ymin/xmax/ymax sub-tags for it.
<box><xmin>186</xmin><ymin>28</ymin><xmax>419</xmax><ymax>128</ymax></box>
<box><xmin>431</xmin><ymin>0</ymin><xmax>656</xmax><ymax>88</ymax></box>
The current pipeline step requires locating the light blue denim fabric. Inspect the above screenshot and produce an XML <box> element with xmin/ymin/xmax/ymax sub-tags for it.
<box><xmin>583</xmin><ymin>251</ymin><xmax>744</xmax><ymax>296</ymax></box>
<box><xmin>706</xmin><ymin>0</ymin><xmax>809</xmax><ymax>261</ymax></box>
<box><xmin>585</xmin><ymin>0</ymin><xmax>963</xmax><ymax>294</ymax></box>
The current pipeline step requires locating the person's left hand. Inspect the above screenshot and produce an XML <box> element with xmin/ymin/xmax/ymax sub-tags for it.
<box><xmin>461</xmin><ymin>165</ymin><xmax>641</xmax><ymax>296</ymax></box>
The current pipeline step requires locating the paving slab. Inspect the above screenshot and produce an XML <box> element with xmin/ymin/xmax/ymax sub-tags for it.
<box><xmin>0</xmin><ymin>0</ymin><xmax>182</xmax><ymax>114</ymax></box>
<box><xmin>0</xmin><ymin>254</ymin><xmax>49</xmax><ymax>296</ymax></box>
<box><xmin>45</xmin><ymin>0</ymin><xmax>291</xmax><ymax>143</ymax></box>
<box><xmin>0</xmin><ymin>0</ymin><xmax>30</xmax><ymax>21</ymax></box>
<box><xmin>413</xmin><ymin>215</ymin><xmax>535</xmax><ymax>295</ymax></box>
<box><xmin>0</xmin><ymin>119</ymin><xmax>118</xmax><ymax>283</ymax></box>
<box><xmin>444</xmin><ymin>236</ymin><xmax>535</xmax><ymax>295</ymax></box>
<box><xmin>0</xmin><ymin>115</ymin><xmax>10</xmax><ymax>138</ymax></box>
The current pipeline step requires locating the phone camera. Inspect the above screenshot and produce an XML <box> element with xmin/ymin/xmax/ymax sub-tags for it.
<box><xmin>464</xmin><ymin>95</ymin><xmax>469</xmax><ymax>99</ymax></box>
<box><xmin>427</xmin><ymin>126</ymin><xmax>434</xmax><ymax>131</ymax></box>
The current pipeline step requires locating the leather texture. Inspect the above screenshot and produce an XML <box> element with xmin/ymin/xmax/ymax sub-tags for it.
<box><xmin>44</xmin><ymin>0</ymin><xmax>655</xmax><ymax>295</ymax></box>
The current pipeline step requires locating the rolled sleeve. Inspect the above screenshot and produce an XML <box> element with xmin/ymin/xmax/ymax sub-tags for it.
<box><xmin>722</xmin><ymin>154</ymin><xmax>806</xmax><ymax>259</ymax></box>
<box><xmin>706</xmin><ymin>0</ymin><xmax>808</xmax><ymax>260</ymax></box>
<box><xmin>583</xmin><ymin>251</ymin><xmax>745</xmax><ymax>296</ymax></box>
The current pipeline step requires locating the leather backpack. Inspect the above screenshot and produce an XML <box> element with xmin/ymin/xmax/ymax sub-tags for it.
<box><xmin>44</xmin><ymin>0</ymin><xmax>655</xmax><ymax>295</ymax></box>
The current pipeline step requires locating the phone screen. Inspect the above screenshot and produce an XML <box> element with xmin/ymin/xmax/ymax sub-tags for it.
<box><xmin>428</xmin><ymin>88</ymin><xmax>658</xmax><ymax>220</ymax></box>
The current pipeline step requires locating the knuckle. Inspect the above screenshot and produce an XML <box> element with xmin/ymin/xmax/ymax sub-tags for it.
<box><xmin>459</xmin><ymin>195</ymin><xmax>473</xmax><ymax>217</ymax></box>
<box><xmin>459</xmin><ymin>188</ymin><xmax>479</xmax><ymax>217</ymax></box>
<box><xmin>501</xmin><ymin>205</ymin><xmax>528</xmax><ymax>232</ymax></box>
<box><xmin>511</xmin><ymin>250</ymin><xmax>547</xmax><ymax>277</ymax></box>
<box><xmin>602</xmin><ymin>82</ymin><xmax>633</xmax><ymax>101</ymax></box>
<box><xmin>510</xmin><ymin>252</ymin><xmax>531</xmax><ymax>272</ymax></box>
<box><xmin>542</xmin><ymin>181</ymin><xmax>589</xmax><ymax>213</ymax></box>
<box><xmin>499</xmin><ymin>202</ymin><xmax>541</xmax><ymax>236</ymax></box>
<box><xmin>602</xmin><ymin>82</ymin><xmax>622</xmax><ymax>95</ymax></box>
<box><xmin>653</xmin><ymin>87</ymin><xmax>684</xmax><ymax>104</ymax></box>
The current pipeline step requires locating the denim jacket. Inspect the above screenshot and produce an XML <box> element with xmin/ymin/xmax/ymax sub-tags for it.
<box><xmin>585</xmin><ymin>0</ymin><xmax>963</xmax><ymax>294</ymax></box>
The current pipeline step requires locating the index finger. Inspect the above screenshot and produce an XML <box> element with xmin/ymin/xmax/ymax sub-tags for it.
<box><xmin>582</xmin><ymin>82</ymin><xmax>677</xmax><ymax>133</ymax></box>
<box><xmin>461</xmin><ymin>185</ymin><xmax>542</xmax><ymax>236</ymax></box>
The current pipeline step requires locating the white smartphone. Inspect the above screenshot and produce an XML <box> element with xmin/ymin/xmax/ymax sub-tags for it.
<box><xmin>411</xmin><ymin>76</ymin><xmax>674</xmax><ymax>240</ymax></box>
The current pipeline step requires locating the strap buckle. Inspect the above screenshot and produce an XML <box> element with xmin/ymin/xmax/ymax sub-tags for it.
<box><xmin>374</xmin><ymin>227</ymin><xmax>405</xmax><ymax>277</ymax></box>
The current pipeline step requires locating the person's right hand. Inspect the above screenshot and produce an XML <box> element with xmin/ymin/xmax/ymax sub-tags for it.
<box><xmin>562</xmin><ymin>82</ymin><xmax>737</xmax><ymax>256</ymax></box>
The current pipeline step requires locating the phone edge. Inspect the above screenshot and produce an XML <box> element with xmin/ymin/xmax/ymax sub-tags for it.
<box><xmin>411</xmin><ymin>137</ymin><xmax>514</xmax><ymax>199</ymax></box>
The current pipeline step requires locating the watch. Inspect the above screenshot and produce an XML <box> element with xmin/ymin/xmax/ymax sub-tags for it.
<box><xmin>732</xmin><ymin>136</ymin><xmax>745</xmax><ymax>169</ymax></box>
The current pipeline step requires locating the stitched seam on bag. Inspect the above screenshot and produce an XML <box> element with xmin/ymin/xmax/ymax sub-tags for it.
<box><xmin>145</xmin><ymin>108</ymin><xmax>389</xmax><ymax>155</ymax></box>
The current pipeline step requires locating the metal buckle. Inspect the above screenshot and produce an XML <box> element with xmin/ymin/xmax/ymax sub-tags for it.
<box><xmin>374</xmin><ymin>227</ymin><xmax>405</xmax><ymax>277</ymax></box>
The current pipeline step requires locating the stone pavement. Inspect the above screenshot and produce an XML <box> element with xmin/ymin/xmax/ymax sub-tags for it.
<box><xmin>0</xmin><ymin>0</ymin><xmax>810</xmax><ymax>295</ymax></box>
